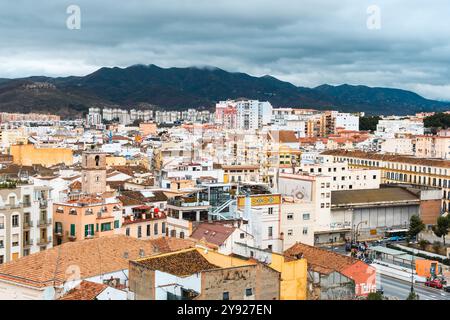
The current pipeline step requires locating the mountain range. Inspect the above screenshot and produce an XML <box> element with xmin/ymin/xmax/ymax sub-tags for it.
<box><xmin>0</xmin><ymin>64</ymin><xmax>448</xmax><ymax>118</ymax></box>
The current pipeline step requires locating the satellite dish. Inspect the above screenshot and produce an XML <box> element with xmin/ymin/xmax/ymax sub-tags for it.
<box><xmin>295</xmin><ymin>191</ymin><xmax>304</xmax><ymax>200</ymax></box>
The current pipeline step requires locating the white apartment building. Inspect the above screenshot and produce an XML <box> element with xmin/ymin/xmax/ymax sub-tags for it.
<box><xmin>280</xmin><ymin>198</ymin><xmax>315</xmax><ymax>249</ymax></box>
<box><xmin>334</xmin><ymin>113</ymin><xmax>359</xmax><ymax>131</ymax></box>
<box><xmin>278</xmin><ymin>173</ymin><xmax>332</xmax><ymax>234</ymax></box>
<box><xmin>216</xmin><ymin>99</ymin><xmax>273</xmax><ymax>130</ymax></box>
<box><xmin>103</xmin><ymin>108</ymin><xmax>131</xmax><ymax>125</ymax></box>
<box><xmin>375</xmin><ymin>119</ymin><xmax>424</xmax><ymax>138</ymax></box>
<box><xmin>379</xmin><ymin>137</ymin><xmax>414</xmax><ymax>155</ymax></box>
<box><xmin>159</xmin><ymin>161</ymin><xmax>224</xmax><ymax>188</ymax></box>
<box><xmin>415</xmin><ymin>132</ymin><xmax>450</xmax><ymax>159</ymax></box>
<box><xmin>86</xmin><ymin>108</ymin><xmax>102</xmax><ymax>126</ymax></box>
<box><xmin>238</xmin><ymin>194</ymin><xmax>282</xmax><ymax>253</ymax></box>
<box><xmin>299</xmin><ymin>155</ymin><xmax>381</xmax><ymax>191</ymax></box>
<box><xmin>0</xmin><ymin>184</ymin><xmax>53</xmax><ymax>264</ymax></box>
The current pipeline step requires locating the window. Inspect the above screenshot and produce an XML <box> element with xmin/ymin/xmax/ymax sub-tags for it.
<box><xmin>287</xmin><ymin>213</ymin><xmax>293</xmax><ymax>220</ymax></box>
<box><xmin>303</xmin><ymin>213</ymin><xmax>310</xmax><ymax>220</ymax></box>
<box><xmin>101</xmin><ymin>223</ymin><xmax>112</xmax><ymax>232</ymax></box>
<box><xmin>154</xmin><ymin>223</ymin><xmax>159</xmax><ymax>235</ymax></box>
<box><xmin>240</xmin><ymin>233</ymin><xmax>245</xmax><ymax>239</ymax></box>
<box><xmin>114</xmin><ymin>220</ymin><xmax>120</xmax><ymax>229</ymax></box>
<box><xmin>23</xmin><ymin>195</ymin><xmax>31</xmax><ymax>207</ymax></box>
<box><xmin>287</xmin><ymin>229</ymin><xmax>293</xmax><ymax>236</ymax></box>
<box><xmin>70</xmin><ymin>224</ymin><xmax>76</xmax><ymax>237</ymax></box>
<box><xmin>137</xmin><ymin>226</ymin><xmax>142</xmax><ymax>238</ymax></box>
<box><xmin>268</xmin><ymin>208</ymin><xmax>273</xmax><ymax>215</ymax></box>
<box><xmin>0</xmin><ymin>255</ymin><xmax>3</xmax><ymax>264</ymax></box>
<box><xmin>55</xmin><ymin>222</ymin><xmax>63</xmax><ymax>234</ymax></box>
<box><xmin>12</xmin><ymin>215</ymin><xmax>19</xmax><ymax>228</ymax></box>
<box><xmin>84</xmin><ymin>224</ymin><xmax>94</xmax><ymax>237</ymax></box>
<box><xmin>303</xmin><ymin>227</ymin><xmax>308</xmax><ymax>235</ymax></box>
<box><xmin>245</xmin><ymin>288</ymin><xmax>253</xmax><ymax>296</ymax></box>
<box><xmin>147</xmin><ymin>224</ymin><xmax>151</xmax><ymax>236</ymax></box>
<box><xmin>223</xmin><ymin>292</ymin><xmax>230</xmax><ymax>300</ymax></box>
<box><xmin>12</xmin><ymin>234</ymin><xmax>19</xmax><ymax>247</ymax></box>
<box><xmin>268</xmin><ymin>226</ymin><xmax>273</xmax><ymax>238</ymax></box>
<box><xmin>126</xmin><ymin>228</ymin><xmax>130</xmax><ymax>236</ymax></box>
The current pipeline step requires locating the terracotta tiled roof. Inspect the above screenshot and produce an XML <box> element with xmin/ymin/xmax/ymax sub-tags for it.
<box><xmin>133</xmin><ymin>249</ymin><xmax>218</xmax><ymax>277</ymax></box>
<box><xmin>0</xmin><ymin>235</ymin><xmax>195</xmax><ymax>288</ymax></box>
<box><xmin>59</xmin><ymin>281</ymin><xmax>107</xmax><ymax>300</ymax></box>
<box><xmin>190</xmin><ymin>223</ymin><xmax>236</xmax><ymax>246</ymax></box>
<box><xmin>118</xmin><ymin>195</ymin><xmax>144</xmax><ymax>207</ymax></box>
<box><xmin>120</xmin><ymin>190</ymin><xmax>168</xmax><ymax>203</ymax></box>
<box><xmin>284</xmin><ymin>243</ymin><xmax>359</xmax><ymax>275</ymax></box>
<box><xmin>268</xmin><ymin>130</ymin><xmax>299</xmax><ymax>143</ymax></box>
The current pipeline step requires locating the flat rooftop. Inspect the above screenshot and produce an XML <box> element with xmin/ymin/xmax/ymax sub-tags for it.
<box><xmin>331</xmin><ymin>187</ymin><xmax>419</xmax><ymax>206</ymax></box>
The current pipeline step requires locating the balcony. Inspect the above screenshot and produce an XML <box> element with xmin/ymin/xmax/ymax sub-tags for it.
<box><xmin>23</xmin><ymin>239</ymin><xmax>34</xmax><ymax>247</ymax></box>
<box><xmin>22</xmin><ymin>201</ymin><xmax>31</xmax><ymax>208</ymax></box>
<box><xmin>23</xmin><ymin>220</ymin><xmax>33</xmax><ymax>229</ymax></box>
<box><xmin>54</xmin><ymin>228</ymin><xmax>63</xmax><ymax>237</ymax></box>
<box><xmin>68</xmin><ymin>234</ymin><xmax>77</xmax><ymax>241</ymax></box>
<box><xmin>39</xmin><ymin>199</ymin><xmax>48</xmax><ymax>209</ymax></box>
<box><xmin>37</xmin><ymin>236</ymin><xmax>52</xmax><ymax>245</ymax></box>
<box><xmin>37</xmin><ymin>218</ymin><xmax>52</xmax><ymax>227</ymax></box>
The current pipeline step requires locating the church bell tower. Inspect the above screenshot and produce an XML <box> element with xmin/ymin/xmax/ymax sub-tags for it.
<box><xmin>81</xmin><ymin>151</ymin><xmax>107</xmax><ymax>195</ymax></box>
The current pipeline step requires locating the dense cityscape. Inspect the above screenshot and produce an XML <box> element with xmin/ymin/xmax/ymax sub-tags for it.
<box><xmin>0</xmin><ymin>102</ymin><xmax>448</xmax><ymax>302</ymax></box>
<box><xmin>1</xmin><ymin>1</ymin><xmax>450</xmax><ymax>313</ymax></box>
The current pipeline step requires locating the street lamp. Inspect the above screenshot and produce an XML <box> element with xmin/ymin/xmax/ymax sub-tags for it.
<box><xmin>354</xmin><ymin>221</ymin><xmax>367</xmax><ymax>243</ymax></box>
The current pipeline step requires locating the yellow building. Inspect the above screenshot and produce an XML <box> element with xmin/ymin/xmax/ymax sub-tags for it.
<box><xmin>196</xmin><ymin>244</ymin><xmax>308</xmax><ymax>300</ymax></box>
<box><xmin>10</xmin><ymin>143</ymin><xmax>73</xmax><ymax>167</ymax></box>
<box><xmin>106</xmin><ymin>155</ymin><xmax>127</xmax><ymax>167</ymax></box>
<box><xmin>270</xmin><ymin>253</ymin><xmax>307</xmax><ymax>300</ymax></box>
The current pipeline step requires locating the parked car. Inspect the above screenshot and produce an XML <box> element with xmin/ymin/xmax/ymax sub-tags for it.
<box><xmin>425</xmin><ymin>279</ymin><xmax>443</xmax><ymax>289</ymax></box>
<box><xmin>444</xmin><ymin>285</ymin><xmax>450</xmax><ymax>293</ymax></box>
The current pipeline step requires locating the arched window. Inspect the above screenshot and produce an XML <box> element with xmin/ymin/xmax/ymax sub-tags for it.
<box><xmin>95</xmin><ymin>155</ymin><xmax>100</xmax><ymax>166</ymax></box>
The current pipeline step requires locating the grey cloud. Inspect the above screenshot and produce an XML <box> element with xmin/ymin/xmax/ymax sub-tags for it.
<box><xmin>0</xmin><ymin>0</ymin><xmax>450</xmax><ymax>100</ymax></box>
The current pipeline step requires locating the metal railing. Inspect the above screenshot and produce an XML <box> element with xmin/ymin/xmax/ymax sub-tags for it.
<box><xmin>23</xmin><ymin>220</ymin><xmax>33</xmax><ymax>228</ymax></box>
<box><xmin>39</xmin><ymin>200</ymin><xmax>48</xmax><ymax>209</ymax></box>
<box><xmin>37</xmin><ymin>236</ymin><xmax>52</xmax><ymax>245</ymax></box>
<box><xmin>37</xmin><ymin>218</ymin><xmax>52</xmax><ymax>226</ymax></box>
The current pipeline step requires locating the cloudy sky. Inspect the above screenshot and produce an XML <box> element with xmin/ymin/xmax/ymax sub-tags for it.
<box><xmin>0</xmin><ymin>0</ymin><xmax>450</xmax><ymax>100</ymax></box>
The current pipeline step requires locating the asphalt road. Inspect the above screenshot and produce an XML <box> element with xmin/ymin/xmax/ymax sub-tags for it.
<box><xmin>380</xmin><ymin>274</ymin><xmax>450</xmax><ymax>300</ymax></box>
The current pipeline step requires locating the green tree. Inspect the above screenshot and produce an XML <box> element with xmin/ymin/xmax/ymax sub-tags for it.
<box><xmin>359</xmin><ymin>116</ymin><xmax>381</xmax><ymax>132</ymax></box>
<box><xmin>432</xmin><ymin>241</ymin><xmax>442</xmax><ymax>254</ymax></box>
<box><xmin>424</xmin><ymin>113</ymin><xmax>450</xmax><ymax>130</ymax></box>
<box><xmin>406</xmin><ymin>291</ymin><xmax>419</xmax><ymax>300</ymax></box>
<box><xmin>408</xmin><ymin>215</ymin><xmax>425</xmax><ymax>241</ymax></box>
<box><xmin>367</xmin><ymin>292</ymin><xmax>383</xmax><ymax>300</ymax></box>
<box><xmin>418</xmin><ymin>239</ymin><xmax>429</xmax><ymax>251</ymax></box>
<box><xmin>432</xmin><ymin>216</ymin><xmax>450</xmax><ymax>246</ymax></box>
